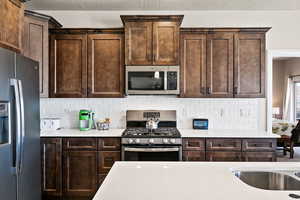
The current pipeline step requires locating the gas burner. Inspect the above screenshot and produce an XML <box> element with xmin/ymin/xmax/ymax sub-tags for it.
<box><xmin>122</xmin><ymin>127</ymin><xmax>181</xmax><ymax>138</ymax></box>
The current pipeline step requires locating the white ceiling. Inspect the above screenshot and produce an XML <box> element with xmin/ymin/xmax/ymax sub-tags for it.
<box><xmin>25</xmin><ymin>0</ymin><xmax>300</xmax><ymax>11</ymax></box>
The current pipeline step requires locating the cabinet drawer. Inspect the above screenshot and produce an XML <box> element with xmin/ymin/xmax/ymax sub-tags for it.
<box><xmin>206</xmin><ymin>139</ymin><xmax>241</xmax><ymax>151</ymax></box>
<box><xmin>242</xmin><ymin>152</ymin><xmax>276</xmax><ymax>162</ymax></box>
<box><xmin>182</xmin><ymin>138</ymin><xmax>205</xmax><ymax>151</ymax></box>
<box><xmin>206</xmin><ymin>151</ymin><xmax>242</xmax><ymax>162</ymax></box>
<box><xmin>98</xmin><ymin>151</ymin><xmax>121</xmax><ymax>174</ymax></box>
<box><xmin>63</xmin><ymin>138</ymin><xmax>97</xmax><ymax>151</ymax></box>
<box><xmin>242</xmin><ymin>139</ymin><xmax>276</xmax><ymax>152</ymax></box>
<box><xmin>98</xmin><ymin>138</ymin><xmax>121</xmax><ymax>151</ymax></box>
<box><xmin>183</xmin><ymin>151</ymin><xmax>205</xmax><ymax>161</ymax></box>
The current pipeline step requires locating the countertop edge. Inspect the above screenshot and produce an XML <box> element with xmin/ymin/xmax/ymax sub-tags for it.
<box><xmin>40</xmin><ymin>129</ymin><xmax>280</xmax><ymax>138</ymax></box>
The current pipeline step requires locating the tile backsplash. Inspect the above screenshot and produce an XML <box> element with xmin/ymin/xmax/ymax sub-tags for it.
<box><xmin>40</xmin><ymin>96</ymin><xmax>266</xmax><ymax>130</ymax></box>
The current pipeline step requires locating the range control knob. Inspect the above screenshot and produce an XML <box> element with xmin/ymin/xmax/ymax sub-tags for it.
<box><xmin>135</xmin><ymin>139</ymin><xmax>140</xmax><ymax>144</ymax></box>
<box><xmin>163</xmin><ymin>139</ymin><xmax>169</xmax><ymax>144</ymax></box>
<box><xmin>170</xmin><ymin>139</ymin><xmax>176</xmax><ymax>144</ymax></box>
<box><xmin>128</xmin><ymin>139</ymin><xmax>134</xmax><ymax>144</ymax></box>
<box><xmin>149</xmin><ymin>139</ymin><xmax>155</xmax><ymax>144</ymax></box>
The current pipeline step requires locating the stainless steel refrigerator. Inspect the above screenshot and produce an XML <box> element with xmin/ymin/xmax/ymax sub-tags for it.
<box><xmin>0</xmin><ymin>47</ymin><xmax>41</xmax><ymax>200</ymax></box>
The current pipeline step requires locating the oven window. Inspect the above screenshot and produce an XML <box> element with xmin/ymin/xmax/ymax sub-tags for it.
<box><xmin>124</xmin><ymin>151</ymin><xmax>180</xmax><ymax>161</ymax></box>
<box><xmin>128</xmin><ymin>72</ymin><xmax>165</xmax><ymax>90</ymax></box>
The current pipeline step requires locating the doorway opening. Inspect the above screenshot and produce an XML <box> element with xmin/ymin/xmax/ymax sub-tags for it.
<box><xmin>268</xmin><ymin>50</ymin><xmax>300</xmax><ymax>161</ymax></box>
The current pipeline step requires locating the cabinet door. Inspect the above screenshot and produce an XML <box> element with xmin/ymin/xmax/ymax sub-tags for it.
<box><xmin>153</xmin><ymin>21</ymin><xmax>179</xmax><ymax>65</ymax></box>
<box><xmin>63</xmin><ymin>151</ymin><xmax>97</xmax><ymax>198</ymax></box>
<box><xmin>242</xmin><ymin>152</ymin><xmax>276</xmax><ymax>162</ymax></box>
<box><xmin>183</xmin><ymin>151</ymin><xmax>205</xmax><ymax>161</ymax></box>
<box><xmin>125</xmin><ymin>22</ymin><xmax>152</xmax><ymax>65</ymax></box>
<box><xmin>234</xmin><ymin>33</ymin><xmax>265</xmax><ymax>98</ymax></box>
<box><xmin>0</xmin><ymin>0</ymin><xmax>23</xmax><ymax>53</ymax></box>
<box><xmin>23</xmin><ymin>15</ymin><xmax>49</xmax><ymax>97</ymax></box>
<box><xmin>98</xmin><ymin>151</ymin><xmax>120</xmax><ymax>174</ymax></box>
<box><xmin>87</xmin><ymin>34</ymin><xmax>124</xmax><ymax>97</ymax></box>
<box><xmin>180</xmin><ymin>33</ymin><xmax>207</xmax><ymax>97</ymax></box>
<box><xmin>50</xmin><ymin>34</ymin><xmax>87</xmax><ymax>98</ymax></box>
<box><xmin>206</xmin><ymin>151</ymin><xmax>242</xmax><ymax>162</ymax></box>
<box><xmin>41</xmin><ymin>138</ymin><xmax>63</xmax><ymax>198</ymax></box>
<box><xmin>207</xmin><ymin>32</ymin><xmax>234</xmax><ymax>97</ymax></box>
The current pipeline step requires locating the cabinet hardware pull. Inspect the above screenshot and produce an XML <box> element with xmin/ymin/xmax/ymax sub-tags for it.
<box><xmin>206</xmin><ymin>87</ymin><xmax>211</xmax><ymax>95</ymax></box>
<box><xmin>233</xmin><ymin>87</ymin><xmax>238</xmax><ymax>94</ymax></box>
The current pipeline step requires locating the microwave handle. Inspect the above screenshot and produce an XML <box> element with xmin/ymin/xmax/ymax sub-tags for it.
<box><xmin>164</xmin><ymin>71</ymin><xmax>168</xmax><ymax>90</ymax></box>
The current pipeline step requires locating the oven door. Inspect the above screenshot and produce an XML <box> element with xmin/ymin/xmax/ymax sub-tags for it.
<box><xmin>126</xmin><ymin>66</ymin><xmax>179</xmax><ymax>95</ymax></box>
<box><xmin>122</xmin><ymin>146</ymin><xmax>182</xmax><ymax>161</ymax></box>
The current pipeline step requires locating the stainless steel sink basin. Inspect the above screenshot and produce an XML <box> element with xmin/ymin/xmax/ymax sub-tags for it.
<box><xmin>234</xmin><ymin>171</ymin><xmax>300</xmax><ymax>191</ymax></box>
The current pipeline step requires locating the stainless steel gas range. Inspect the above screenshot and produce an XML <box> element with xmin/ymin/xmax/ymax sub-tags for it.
<box><xmin>121</xmin><ymin>110</ymin><xmax>182</xmax><ymax>161</ymax></box>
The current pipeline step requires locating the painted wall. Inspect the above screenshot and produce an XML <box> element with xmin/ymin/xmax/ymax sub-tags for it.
<box><xmin>272</xmin><ymin>60</ymin><xmax>285</xmax><ymax>115</ymax></box>
<box><xmin>38</xmin><ymin>10</ymin><xmax>300</xmax><ymax>50</ymax></box>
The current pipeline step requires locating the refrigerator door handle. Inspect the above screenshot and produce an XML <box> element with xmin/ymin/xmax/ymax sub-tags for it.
<box><xmin>10</xmin><ymin>79</ymin><xmax>22</xmax><ymax>175</ymax></box>
<box><xmin>18</xmin><ymin>80</ymin><xmax>25</xmax><ymax>175</ymax></box>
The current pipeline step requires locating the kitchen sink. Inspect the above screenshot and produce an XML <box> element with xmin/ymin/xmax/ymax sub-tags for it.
<box><xmin>233</xmin><ymin>171</ymin><xmax>300</xmax><ymax>191</ymax></box>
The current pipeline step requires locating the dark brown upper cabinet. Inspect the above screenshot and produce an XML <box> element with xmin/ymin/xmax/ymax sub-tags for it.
<box><xmin>50</xmin><ymin>29</ymin><xmax>125</xmax><ymax>98</ymax></box>
<box><xmin>153</xmin><ymin>21</ymin><xmax>180</xmax><ymax>65</ymax></box>
<box><xmin>0</xmin><ymin>0</ymin><xmax>24</xmax><ymax>53</ymax></box>
<box><xmin>22</xmin><ymin>10</ymin><xmax>62</xmax><ymax>98</ymax></box>
<box><xmin>50</xmin><ymin>33</ymin><xmax>88</xmax><ymax>98</ymax></box>
<box><xmin>234</xmin><ymin>33</ymin><xmax>265</xmax><ymax>98</ymax></box>
<box><xmin>124</xmin><ymin>21</ymin><xmax>153</xmax><ymax>65</ymax></box>
<box><xmin>207</xmin><ymin>32</ymin><xmax>234</xmax><ymax>98</ymax></box>
<box><xmin>87</xmin><ymin>33</ymin><xmax>124</xmax><ymax>98</ymax></box>
<box><xmin>180</xmin><ymin>28</ymin><xmax>269</xmax><ymax>98</ymax></box>
<box><xmin>180</xmin><ymin>33</ymin><xmax>207</xmax><ymax>97</ymax></box>
<box><xmin>121</xmin><ymin>15</ymin><xmax>183</xmax><ymax>66</ymax></box>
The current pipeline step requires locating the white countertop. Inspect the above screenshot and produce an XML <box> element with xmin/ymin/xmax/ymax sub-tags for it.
<box><xmin>40</xmin><ymin>128</ymin><xmax>280</xmax><ymax>138</ymax></box>
<box><xmin>93</xmin><ymin>162</ymin><xmax>300</xmax><ymax>200</ymax></box>
<box><xmin>40</xmin><ymin>129</ymin><xmax>124</xmax><ymax>137</ymax></box>
<box><xmin>179</xmin><ymin>129</ymin><xmax>280</xmax><ymax>138</ymax></box>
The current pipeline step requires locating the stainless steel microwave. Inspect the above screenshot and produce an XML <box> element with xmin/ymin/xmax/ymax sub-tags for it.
<box><xmin>125</xmin><ymin>66</ymin><xmax>180</xmax><ymax>95</ymax></box>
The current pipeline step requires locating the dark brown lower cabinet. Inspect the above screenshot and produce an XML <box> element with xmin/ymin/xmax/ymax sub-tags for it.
<box><xmin>41</xmin><ymin>138</ymin><xmax>63</xmax><ymax>200</ymax></box>
<box><xmin>182</xmin><ymin>138</ymin><xmax>276</xmax><ymax>162</ymax></box>
<box><xmin>41</xmin><ymin>137</ymin><xmax>121</xmax><ymax>200</ymax></box>
<box><xmin>63</xmin><ymin>151</ymin><xmax>98</xmax><ymax>199</ymax></box>
<box><xmin>206</xmin><ymin>151</ymin><xmax>242</xmax><ymax>162</ymax></box>
<box><xmin>183</xmin><ymin>151</ymin><xmax>205</xmax><ymax>161</ymax></box>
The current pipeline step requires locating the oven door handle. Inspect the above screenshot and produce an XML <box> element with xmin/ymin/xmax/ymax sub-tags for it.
<box><xmin>124</xmin><ymin>147</ymin><xmax>179</xmax><ymax>152</ymax></box>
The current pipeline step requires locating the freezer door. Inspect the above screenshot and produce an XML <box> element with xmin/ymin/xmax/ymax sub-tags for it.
<box><xmin>16</xmin><ymin>55</ymin><xmax>41</xmax><ymax>200</ymax></box>
<box><xmin>0</xmin><ymin>48</ymin><xmax>17</xmax><ymax>200</ymax></box>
